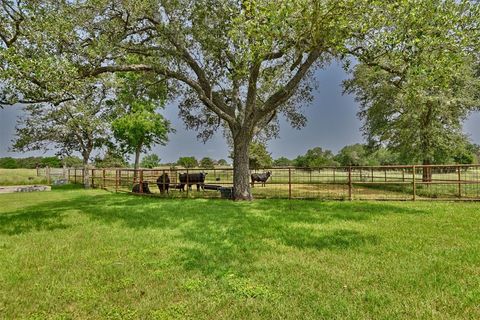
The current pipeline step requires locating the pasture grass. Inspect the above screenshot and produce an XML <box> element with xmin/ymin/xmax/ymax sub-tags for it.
<box><xmin>0</xmin><ymin>187</ymin><xmax>479</xmax><ymax>319</ymax></box>
<box><xmin>0</xmin><ymin>168</ymin><xmax>47</xmax><ymax>186</ymax></box>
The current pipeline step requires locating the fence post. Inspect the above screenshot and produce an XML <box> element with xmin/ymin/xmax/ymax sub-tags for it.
<box><xmin>91</xmin><ymin>169</ymin><xmax>95</xmax><ymax>188</ymax></box>
<box><xmin>119</xmin><ymin>170</ymin><xmax>122</xmax><ymax>189</ymax></box>
<box><xmin>102</xmin><ymin>169</ymin><xmax>106</xmax><ymax>189</ymax></box>
<box><xmin>412</xmin><ymin>165</ymin><xmax>416</xmax><ymax>201</ymax></box>
<box><xmin>457</xmin><ymin>165</ymin><xmax>462</xmax><ymax>198</ymax></box>
<box><xmin>162</xmin><ymin>169</ymin><xmax>166</xmax><ymax>195</ymax></box>
<box><xmin>288</xmin><ymin>168</ymin><xmax>292</xmax><ymax>199</ymax></box>
<box><xmin>186</xmin><ymin>168</ymin><xmax>189</xmax><ymax>196</ymax></box>
<box><xmin>139</xmin><ymin>169</ymin><xmax>143</xmax><ymax>193</ymax></box>
<box><xmin>348</xmin><ymin>166</ymin><xmax>352</xmax><ymax>201</ymax></box>
<box><xmin>74</xmin><ymin>168</ymin><xmax>77</xmax><ymax>184</ymax></box>
<box><xmin>384</xmin><ymin>169</ymin><xmax>387</xmax><ymax>182</ymax></box>
<box><xmin>371</xmin><ymin>168</ymin><xmax>374</xmax><ymax>182</ymax></box>
<box><xmin>36</xmin><ymin>166</ymin><xmax>39</xmax><ymax>177</ymax></box>
<box><xmin>402</xmin><ymin>169</ymin><xmax>405</xmax><ymax>182</ymax></box>
<box><xmin>115</xmin><ymin>170</ymin><xmax>119</xmax><ymax>192</ymax></box>
<box><xmin>46</xmin><ymin>166</ymin><xmax>51</xmax><ymax>185</ymax></box>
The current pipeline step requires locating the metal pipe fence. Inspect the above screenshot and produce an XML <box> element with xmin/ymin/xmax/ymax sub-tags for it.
<box><xmin>62</xmin><ymin>164</ymin><xmax>480</xmax><ymax>201</ymax></box>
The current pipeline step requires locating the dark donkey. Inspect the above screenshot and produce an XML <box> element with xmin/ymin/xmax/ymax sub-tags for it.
<box><xmin>251</xmin><ymin>171</ymin><xmax>272</xmax><ymax>187</ymax></box>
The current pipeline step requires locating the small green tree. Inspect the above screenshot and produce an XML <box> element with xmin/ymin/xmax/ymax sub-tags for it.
<box><xmin>141</xmin><ymin>154</ymin><xmax>161</xmax><ymax>169</ymax></box>
<box><xmin>335</xmin><ymin>144</ymin><xmax>369</xmax><ymax>166</ymax></box>
<box><xmin>217</xmin><ymin>159</ymin><xmax>229</xmax><ymax>167</ymax></box>
<box><xmin>273</xmin><ymin>157</ymin><xmax>293</xmax><ymax>167</ymax></box>
<box><xmin>94</xmin><ymin>148</ymin><xmax>128</xmax><ymax>168</ymax></box>
<box><xmin>112</xmin><ymin>73</ymin><xmax>171</xmax><ymax>177</ymax></box>
<box><xmin>63</xmin><ymin>156</ymin><xmax>83</xmax><ymax>168</ymax></box>
<box><xmin>368</xmin><ymin>148</ymin><xmax>400</xmax><ymax>166</ymax></box>
<box><xmin>177</xmin><ymin>157</ymin><xmax>198</xmax><ymax>168</ymax></box>
<box><xmin>248</xmin><ymin>142</ymin><xmax>273</xmax><ymax>170</ymax></box>
<box><xmin>199</xmin><ymin>157</ymin><xmax>215</xmax><ymax>169</ymax></box>
<box><xmin>294</xmin><ymin>147</ymin><xmax>338</xmax><ymax>169</ymax></box>
<box><xmin>39</xmin><ymin>157</ymin><xmax>62</xmax><ymax>168</ymax></box>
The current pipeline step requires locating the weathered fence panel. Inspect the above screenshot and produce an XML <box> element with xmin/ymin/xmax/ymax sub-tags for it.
<box><xmin>61</xmin><ymin>164</ymin><xmax>480</xmax><ymax>201</ymax></box>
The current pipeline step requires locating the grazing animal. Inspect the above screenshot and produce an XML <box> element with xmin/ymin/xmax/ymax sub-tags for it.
<box><xmin>178</xmin><ymin>172</ymin><xmax>208</xmax><ymax>191</ymax></box>
<box><xmin>156</xmin><ymin>173</ymin><xmax>170</xmax><ymax>194</ymax></box>
<box><xmin>132</xmin><ymin>182</ymin><xmax>152</xmax><ymax>194</ymax></box>
<box><xmin>251</xmin><ymin>171</ymin><xmax>271</xmax><ymax>187</ymax></box>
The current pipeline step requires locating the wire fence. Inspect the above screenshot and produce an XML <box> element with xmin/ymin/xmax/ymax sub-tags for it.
<box><xmin>36</xmin><ymin>167</ymin><xmax>69</xmax><ymax>184</ymax></box>
<box><xmin>60</xmin><ymin>165</ymin><xmax>480</xmax><ymax>201</ymax></box>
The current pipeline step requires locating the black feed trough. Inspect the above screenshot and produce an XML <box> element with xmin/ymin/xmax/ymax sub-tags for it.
<box><xmin>204</xmin><ymin>185</ymin><xmax>234</xmax><ymax>199</ymax></box>
<box><xmin>203</xmin><ymin>184</ymin><xmax>222</xmax><ymax>191</ymax></box>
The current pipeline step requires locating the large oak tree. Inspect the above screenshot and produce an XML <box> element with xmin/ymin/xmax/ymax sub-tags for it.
<box><xmin>1</xmin><ymin>0</ymin><xmax>359</xmax><ymax>199</ymax></box>
<box><xmin>2</xmin><ymin>0</ymin><xmax>478</xmax><ymax>198</ymax></box>
<box><xmin>344</xmin><ymin>0</ymin><xmax>480</xmax><ymax>180</ymax></box>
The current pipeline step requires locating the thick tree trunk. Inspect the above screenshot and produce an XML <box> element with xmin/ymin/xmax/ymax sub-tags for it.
<box><xmin>421</xmin><ymin>103</ymin><xmax>433</xmax><ymax>183</ymax></box>
<box><xmin>83</xmin><ymin>157</ymin><xmax>91</xmax><ymax>189</ymax></box>
<box><xmin>422</xmin><ymin>159</ymin><xmax>432</xmax><ymax>182</ymax></box>
<box><xmin>133</xmin><ymin>145</ymin><xmax>142</xmax><ymax>181</ymax></box>
<box><xmin>232</xmin><ymin>130</ymin><xmax>253</xmax><ymax>201</ymax></box>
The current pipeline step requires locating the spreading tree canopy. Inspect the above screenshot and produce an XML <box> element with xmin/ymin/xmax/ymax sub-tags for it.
<box><xmin>0</xmin><ymin>0</ymin><xmax>362</xmax><ymax>199</ymax></box>
<box><xmin>12</xmin><ymin>82</ymin><xmax>116</xmax><ymax>187</ymax></box>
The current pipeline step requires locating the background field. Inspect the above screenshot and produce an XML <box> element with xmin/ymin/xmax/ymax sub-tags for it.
<box><xmin>0</xmin><ymin>188</ymin><xmax>479</xmax><ymax>319</ymax></box>
<box><xmin>0</xmin><ymin>168</ymin><xmax>47</xmax><ymax>186</ymax></box>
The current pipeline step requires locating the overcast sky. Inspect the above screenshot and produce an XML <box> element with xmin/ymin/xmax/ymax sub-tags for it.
<box><xmin>1</xmin><ymin>63</ymin><xmax>479</xmax><ymax>163</ymax></box>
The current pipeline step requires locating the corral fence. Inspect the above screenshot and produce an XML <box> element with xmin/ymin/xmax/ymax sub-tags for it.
<box><xmin>60</xmin><ymin>165</ymin><xmax>480</xmax><ymax>201</ymax></box>
<box><xmin>36</xmin><ymin>166</ymin><xmax>70</xmax><ymax>184</ymax></box>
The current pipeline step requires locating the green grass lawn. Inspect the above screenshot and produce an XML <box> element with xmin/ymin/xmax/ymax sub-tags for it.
<box><xmin>0</xmin><ymin>187</ymin><xmax>479</xmax><ymax>319</ymax></box>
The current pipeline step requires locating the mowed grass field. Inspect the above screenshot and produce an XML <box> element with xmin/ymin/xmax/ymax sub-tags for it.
<box><xmin>0</xmin><ymin>187</ymin><xmax>479</xmax><ymax>319</ymax></box>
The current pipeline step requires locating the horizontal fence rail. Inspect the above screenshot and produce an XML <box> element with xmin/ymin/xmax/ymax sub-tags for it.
<box><xmin>58</xmin><ymin>165</ymin><xmax>480</xmax><ymax>201</ymax></box>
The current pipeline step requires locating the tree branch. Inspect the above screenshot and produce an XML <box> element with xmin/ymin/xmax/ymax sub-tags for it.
<box><xmin>82</xmin><ymin>64</ymin><xmax>236</xmax><ymax>125</ymax></box>
<box><xmin>259</xmin><ymin>49</ymin><xmax>322</xmax><ymax>119</ymax></box>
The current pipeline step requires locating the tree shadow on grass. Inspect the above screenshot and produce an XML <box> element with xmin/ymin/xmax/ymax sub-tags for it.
<box><xmin>0</xmin><ymin>208</ymin><xmax>71</xmax><ymax>235</ymax></box>
<box><xmin>0</xmin><ymin>192</ymin><xmax>425</xmax><ymax>276</ymax></box>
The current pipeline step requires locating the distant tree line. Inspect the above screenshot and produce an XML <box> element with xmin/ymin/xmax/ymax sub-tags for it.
<box><xmin>273</xmin><ymin>143</ymin><xmax>480</xmax><ymax>169</ymax></box>
<box><xmin>0</xmin><ymin>156</ymin><xmax>83</xmax><ymax>169</ymax></box>
<box><xmin>4</xmin><ymin>142</ymin><xmax>479</xmax><ymax>170</ymax></box>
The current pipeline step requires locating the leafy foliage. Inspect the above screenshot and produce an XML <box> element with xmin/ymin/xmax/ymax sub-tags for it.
<box><xmin>0</xmin><ymin>156</ymin><xmax>67</xmax><ymax>169</ymax></box>
<box><xmin>248</xmin><ymin>142</ymin><xmax>273</xmax><ymax>170</ymax></box>
<box><xmin>94</xmin><ymin>149</ymin><xmax>128</xmax><ymax>169</ymax></box>
<box><xmin>294</xmin><ymin>147</ymin><xmax>338</xmax><ymax>169</ymax></box>
<box><xmin>140</xmin><ymin>154</ymin><xmax>161</xmax><ymax>169</ymax></box>
<box><xmin>216</xmin><ymin>159</ymin><xmax>229</xmax><ymax>166</ymax></box>
<box><xmin>177</xmin><ymin>157</ymin><xmax>198</xmax><ymax>169</ymax></box>
<box><xmin>345</xmin><ymin>0</ymin><xmax>480</xmax><ymax>165</ymax></box>
<box><xmin>12</xmin><ymin>83</ymin><xmax>115</xmax><ymax>165</ymax></box>
<box><xmin>199</xmin><ymin>157</ymin><xmax>215</xmax><ymax>169</ymax></box>
<box><xmin>335</xmin><ymin>144</ymin><xmax>399</xmax><ymax>166</ymax></box>
<box><xmin>111</xmin><ymin>73</ymin><xmax>171</xmax><ymax>171</ymax></box>
<box><xmin>273</xmin><ymin>157</ymin><xmax>294</xmax><ymax>167</ymax></box>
